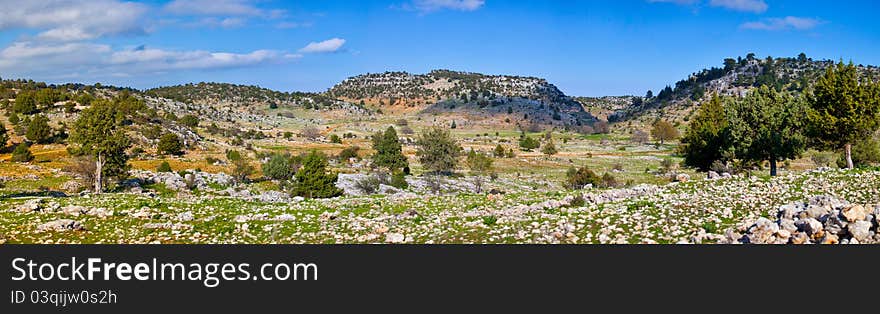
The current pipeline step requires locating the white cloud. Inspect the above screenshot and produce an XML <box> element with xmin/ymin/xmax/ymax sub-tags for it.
<box><xmin>740</xmin><ymin>16</ymin><xmax>824</xmax><ymax>31</ymax></box>
<box><xmin>298</xmin><ymin>38</ymin><xmax>347</xmax><ymax>54</ymax></box>
<box><xmin>408</xmin><ymin>0</ymin><xmax>485</xmax><ymax>13</ymax></box>
<box><xmin>164</xmin><ymin>0</ymin><xmax>263</xmax><ymax>16</ymax></box>
<box><xmin>0</xmin><ymin>41</ymin><xmax>291</xmax><ymax>79</ymax></box>
<box><xmin>709</xmin><ymin>0</ymin><xmax>767</xmax><ymax>13</ymax></box>
<box><xmin>0</xmin><ymin>0</ymin><xmax>148</xmax><ymax>41</ymax></box>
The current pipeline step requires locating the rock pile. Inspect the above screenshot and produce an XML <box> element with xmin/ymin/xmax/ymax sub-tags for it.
<box><xmin>734</xmin><ymin>196</ymin><xmax>880</xmax><ymax>244</ymax></box>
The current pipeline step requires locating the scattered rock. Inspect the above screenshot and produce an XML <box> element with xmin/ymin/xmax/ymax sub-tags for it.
<box><xmin>37</xmin><ymin>219</ymin><xmax>84</xmax><ymax>232</ymax></box>
<box><xmin>848</xmin><ymin>221</ymin><xmax>872</xmax><ymax>242</ymax></box>
<box><xmin>385</xmin><ymin>233</ymin><xmax>405</xmax><ymax>244</ymax></box>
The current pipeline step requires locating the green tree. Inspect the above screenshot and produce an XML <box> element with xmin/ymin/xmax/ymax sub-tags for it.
<box><xmin>416</xmin><ymin>127</ymin><xmax>462</xmax><ymax>175</ymax></box>
<box><xmin>11</xmin><ymin>143</ymin><xmax>34</xmax><ymax>162</ymax></box>
<box><xmin>25</xmin><ymin>115</ymin><xmax>52</xmax><ymax>144</ymax></box>
<box><xmin>262</xmin><ymin>153</ymin><xmax>295</xmax><ymax>181</ymax></box>
<box><xmin>518</xmin><ymin>132</ymin><xmax>540</xmax><ymax>151</ymax></box>
<box><xmin>371</xmin><ymin>126</ymin><xmax>409</xmax><ymax>173</ymax></box>
<box><xmin>70</xmin><ymin>99</ymin><xmax>131</xmax><ymax>193</ymax></box>
<box><xmin>13</xmin><ymin>91</ymin><xmax>37</xmax><ymax>114</ymax></box>
<box><xmin>807</xmin><ymin>61</ymin><xmax>880</xmax><ymax>169</ymax></box>
<box><xmin>650</xmin><ymin>120</ymin><xmax>679</xmax><ymax>145</ymax></box>
<box><xmin>679</xmin><ymin>95</ymin><xmax>734</xmax><ymax>171</ymax></box>
<box><xmin>730</xmin><ymin>86</ymin><xmax>807</xmax><ymax>176</ymax></box>
<box><xmin>0</xmin><ymin>122</ymin><xmax>8</xmax><ymax>149</ymax></box>
<box><xmin>541</xmin><ymin>138</ymin><xmax>558</xmax><ymax>156</ymax></box>
<box><xmin>157</xmin><ymin>133</ymin><xmax>184</xmax><ymax>156</ymax></box>
<box><xmin>290</xmin><ymin>151</ymin><xmax>342</xmax><ymax>199</ymax></box>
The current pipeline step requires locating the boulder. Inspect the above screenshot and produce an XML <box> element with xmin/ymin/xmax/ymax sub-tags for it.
<box><xmin>674</xmin><ymin>173</ymin><xmax>690</xmax><ymax>183</ymax></box>
<box><xmin>841</xmin><ymin>205</ymin><xmax>870</xmax><ymax>222</ymax></box>
<box><xmin>707</xmin><ymin>171</ymin><xmax>721</xmax><ymax>180</ymax></box>
<box><xmin>847</xmin><ymin>221</ymin><xmax>872</xmax><ymax>242</ymax></box>
<box><xmin>17</xmin><ymin>199</ymin><xmax>43</xmax><ymax>212</ymax></box>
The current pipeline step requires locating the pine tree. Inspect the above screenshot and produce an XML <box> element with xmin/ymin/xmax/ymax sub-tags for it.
<box><xmin>679</xmin><ymin>95</ymin><xmax>733</xmax><ymax>171</ymax></box>
<box><xmin>807</xmin><ymin>61</ymin><xmax>880</xmax><ymax>169</ymax></box>
<box><xmin>730</xmin><ymin>86</ymin><xmax>807</xmax><ymax>176</ymax></box>
<box><xmin>25</xmin><ymin>115</ymin><xmax>52</xmax><ymax>144</ymax></box>
<box><xmin>291</xmin><ymin>151</ymin><xmax>342</xmax><ymax>199</ymax></box>
<box><xmin>0</xmin><ymin>122</ymin><xmax>8</xmax><ymax>149</ymax></box>
<box><xmin>371</xmin><ymin>126</ymin><xmax>409</xmax><ymax>173</ymax></box>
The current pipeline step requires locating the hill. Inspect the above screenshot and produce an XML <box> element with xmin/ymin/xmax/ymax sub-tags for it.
<box><xmin>607</xmin><ymin>53</ymin><xmax>880</xmax><ymax>131</ymax></box>
<box><xmin>328</xmin><ymin>70</ymin><xmax>597</xmax><ymax>129</ymax></box>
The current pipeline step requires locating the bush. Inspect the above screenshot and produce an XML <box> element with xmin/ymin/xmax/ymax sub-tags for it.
<box><xmin>226</xmin><ymin>150</ymin><xmax>242</xmax><ymax>162</ymax></box>
<box><xmin>660</xmin><ymin>159</ymin><xmax>678</xmax><ymax>174</ymax></box>
<box><xmin>262</xmin><ymin>154</ymin><xmax>295</xmax><ymax>181</ymax></box>
<box><xmin>390</xmin><ymin>171</ymin><xmax>408</xmax><ymax>189</ymax></box>
<box><xmin>354</xmin><ymin>175</ymin><xmax>381</xmax><ymax>195</ymax></box>
<box><xmin>599</xmin><ymin>173</ymin><xmax>619</xmax><ymax>188</ymax></box>
<box><xmin>157</xmin><ymin>161</ymin><xmax>172</xmax><ymax>173</ymax></box>
<box><xmin>231</xmin><ymin>158</ymin><xmax>255</xmax><ymax>184</ymax></box>
<box><xmin>519</xmin><ymin>133</ymin><xmax>540</xmax><ymax>151</ymax></box>
<box><xmin>565</xmin><ymin>167</ymin><xmax>600</xmax><ymax>189</ymax></box>
<box><xmin>809</xmin><ymin>151</ymin><xmax>835</xmax><ymax>168</ymax></box>
<box><xmin>157</xmin><ymin>133</ymin><xmax>184</xmax><ymax>156</ymax></box>
<box><xmin>329</xmin><ymin>134</ymin><xmax>342</xmax><ymax>144</ymax></box>
<box><xmin>337</xmin><ymin>146</ymin><xmax>361</xmax><ymax>162</ymax></box>
<box><xmin>11</xmin><ymin>143</ymin><xmax>33</xmax><ymax>162</ymax></box>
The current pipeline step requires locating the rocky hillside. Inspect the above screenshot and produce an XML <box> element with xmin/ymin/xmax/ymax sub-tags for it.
<box><xmin>328</xmin><ymin>70</ymin><xmax>596</xmax><ymax>127</ymax></box>
<box><xmin>608</xmin><ymin>54</ymin><xmax>880</xmax><ymax>128</ymax></box>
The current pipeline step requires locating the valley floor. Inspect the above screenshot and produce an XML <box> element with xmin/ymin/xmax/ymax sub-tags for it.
<box><xmin>2</xmin><ymin>168</ymin><xmax>878</xmax><ymax>244</ymax></box>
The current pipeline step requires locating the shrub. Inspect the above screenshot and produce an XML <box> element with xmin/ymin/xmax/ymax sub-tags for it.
<box><xmin>390</xmin><ymin>171</ymin><xmax>408</xmax><ymax>189</ymax></box>
<box><xmin>329</xmin><ymin>134</ymin><xmax>342</xmax><ymax>144</ymax></box>
<box><xmin>482</xmin><ymin>216</ymin><xmax>498</xmax><ymax>226</ymax></box>
<box><xmin>494</xmin><ymin>144</ymin><xmax>506</xmax><ymax>157</ymax></box>
<box><xmin>157</xmin><ymin>161</ymin><xmax>172</xmax><ymax>173</ymax></box>
<box><xmin>157</xmin><ymin>133</ymin><xmax>184</xmax><ymax>156</ymax></box>
<box><xmin>262</xmin><ymin>153</ymin><xmax>295</xmax><ymax>181</ymax></box>
<box><xmin>541</xmin><ymin>139</ymin><xmax>558</xmax><ymax>156</ymax></box>
<box><xmin>354</xmin><ymin>175</ymin><xmax>381</xmax><ymax>195</ymax></box>
<box><xmin>231</xmin><ymin>158</ymin><xmax>255</xmax><ymax>184</ymax></box>
<box><xmin>337</xmin><ymin>146</ymin><xmax>361</xmax><ymax>162</ymax></box>
<box><xmin>660</xmin><ymin>159</ymin><xmax>678</xmax><ymax>174</ymax></box>
<box><xmin>0</xmin><ymin>122</ymin><xmax>8</xmax><ymax>149</ymax></box>
<box><xmin>518</xmin><ymin>132</ymin><xmax>540</xmax><ymax>151</ymax></box>
<box><xmin>11</xmin><ymin>143</ymin><xmax>34</xmax><ymax>162</ymax></box>
<box><xmin>226</xmin><ymin>150</ymin><xmax>242</xmax><ymax>162</ymax></box>
<box><xmin>565</xmin><ymin>167</ymin><xmax>600</xmax><ymax>189</ymax></box>
<box><xmin>301</xmin><ymin>127</ymin><xmax>321</xmax><ymax>140</ymax></box>
<box><xmin>599</xmin><ymin>173</ymin><xmax>619</xmax><ymax>188</ymax></box>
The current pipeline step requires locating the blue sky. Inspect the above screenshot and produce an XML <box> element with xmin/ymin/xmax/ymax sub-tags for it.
<box><xmin>1</xmin><ymin>0</ymin><xmax>878</xmax><ymax>96</ymax></box>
